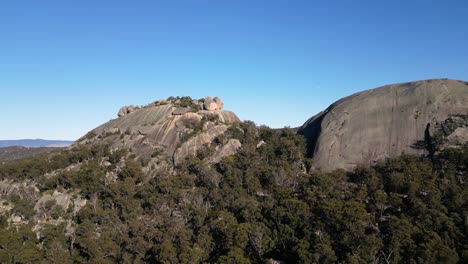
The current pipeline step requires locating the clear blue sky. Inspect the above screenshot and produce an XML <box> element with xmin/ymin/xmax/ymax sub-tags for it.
<box><xmin>1</xmin><ymin>0</ymin><xmax>467</xmax><ymax>140</ymax></box>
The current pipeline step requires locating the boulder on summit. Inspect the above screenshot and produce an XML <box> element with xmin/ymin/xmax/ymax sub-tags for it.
<box><xmin>203</xmin><ymin>96</ymin><xmax>223</xmax><ymax>111</ymax></box>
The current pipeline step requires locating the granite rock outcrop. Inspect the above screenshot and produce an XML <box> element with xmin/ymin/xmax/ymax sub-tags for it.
<box><xmin>80</xmin><ymin>96</ymin><xmax>241</xmax><ymax>168</ymax></box>
<box><xmin>298</xmin><ymin>79</ymin><xmax>468</xmax><ymax>171</ymax></box>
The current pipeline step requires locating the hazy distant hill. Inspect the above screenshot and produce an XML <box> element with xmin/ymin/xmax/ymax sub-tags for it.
<box><xmin>0</xmin><ymin>146</ymin><xmax>64</xmax><ymax>162</ymax></box>
<box><xmin>0</xmin><ymin>139</ymin><xmax>73</xmax><ymax>147</ymax></box>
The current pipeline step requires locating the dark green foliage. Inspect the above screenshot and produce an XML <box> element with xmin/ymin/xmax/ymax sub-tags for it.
<box><xmin>0</xmin><ymin>124</ymin><xmax>466</xmax><ymax>263</ymax></box>
<box><xmin>0</xmin><ymin>225</ymin><xmax>43</xmax><ymax>263</ymax></box>
<box><xmin>78</xmin><ymin>131</ymin><xmax>97</xmax><ymax>142</ymax></box>
<box><xmin>170</xmin><ymin>96</ymin><xmax>202</xmax><ymax>112</ymax></box>
<box><xmin>0</xmin><ymin>143</ymin><xmax>110</xmax><ymax>181</ymax></box>
<box><xmin>9</xmin><ymin>194</ymin><xmax>36</xmax><ymax>219</ymax></box>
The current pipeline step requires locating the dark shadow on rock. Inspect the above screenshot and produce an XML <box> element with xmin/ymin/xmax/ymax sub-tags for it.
<box><xmin>297</xmin><ymin>111</ymin><xmax>327</xmax><ymax>157</ymax></box>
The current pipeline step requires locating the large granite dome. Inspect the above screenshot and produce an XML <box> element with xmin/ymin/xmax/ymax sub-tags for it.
<box><xmin>298</xmin><ymin>79</ymin><xmax>468</xmax><ymax>171</ymax></box>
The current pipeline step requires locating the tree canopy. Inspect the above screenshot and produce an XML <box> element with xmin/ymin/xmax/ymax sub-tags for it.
<box><xmin>0</xmin><ymin>122</ymin><xmax>466</xmax><ymax>263</ymax></box>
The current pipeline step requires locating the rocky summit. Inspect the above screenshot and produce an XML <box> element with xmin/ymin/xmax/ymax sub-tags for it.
<box><xmin>78</xmin><ymin>96</ymin><xmax>241</xmax><ymax>169</ymax></box>
<box><xmin>298</xmin><ymin>79</ymin><xmax>468</xmax><ymax>171</ymax></box>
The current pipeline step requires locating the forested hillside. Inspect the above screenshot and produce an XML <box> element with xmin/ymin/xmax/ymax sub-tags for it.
<box><xmin>0</xmin><ymin>121</ymin><xmax>466</xmax><ymax>263</ymax></box>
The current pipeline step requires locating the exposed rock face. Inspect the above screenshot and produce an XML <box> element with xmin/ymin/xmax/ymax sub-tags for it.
<box><xmin>34</xmin><ymin>190</ymin><xmax>87</xmax><ymax>216</ymax></box>
<box><xmin>80</xmin><ymin>96</ymin><xmax>241</xmax><ymax>166</ymax></box>
<box><xmin>298</xmin><ymin>79</ymin><xmax>468</xmax><ymax>172</ymax></box>
<box><xmin>174</xmin><ymin>125</ymin><xmax>229</xmax><ymax>164</ymax></box>
<box><xmin>118</xmin><ymin>105</ymin><xmax>139</xmax><ymax>117</ymax></box>
<box><xmin>34</xmin><ymin>190</ymin><xmax>71</xmax><ymax>213</ymax></box>
<box><xmin>210</xmin><ymin>139</ymin><xmax>242</xmax><ymax>163</ymax></box>
<box><xmin>0</xmin><ymin>179</ymin><xmax>39</xmax><ymax>198</ymax></box>
<box><xmin>0</xmin><ymin>179</ymin><xmax>87</xmax><ymax>233</ymax></box>
<box><xmin>172</xmin><ymin>107</ymin><xmax>191</xmax><ymax>115</ymax></box>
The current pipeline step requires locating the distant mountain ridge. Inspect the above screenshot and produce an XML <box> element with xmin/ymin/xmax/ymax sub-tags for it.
<box><xmin>0</xmin><ymin>146</ymin><xmax>64</xmax><ymax>162</ymax></box>
<box><xmin>0</xmin><ymin>139</ymin><xmax>74</xmax><ymax>148</ymax></box>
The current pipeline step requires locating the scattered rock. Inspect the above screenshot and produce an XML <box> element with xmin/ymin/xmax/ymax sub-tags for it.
<box><xmin>73</xmin><ymin>196</ymin><xmax>87</xmax><ymax>214</ymax></box>
<box><xmin>8</xmin><ymin>214</ymin><xmax>24</xmax><ymax>225</ymax></box>
<box><xmin>11</xmin><ymin>215</ymin><xmax>22</xmax><ymax>223</ymax></box>
<box><xmin>427</xmin><ymin>114</ymin><xmax>468</xmax><ymax>151</ymax></box>
<box><xmin>446</xmin><ymin>127</ymin><xmax>468</xmax><ymax>146</ymax></box>
<box><xmin>256</xmin><ymin>140</ymin><xmax>266</xmax><ymax>148</ymax></box>
<box><xmin>0</xmin><ymin>200</ymin><xmax>12</xmax><ymax>215</ymax></box>
<box><xmin>269</xmin><ymin>259</ymin><xmax>286</xmax><ymax>264</ymax></box>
